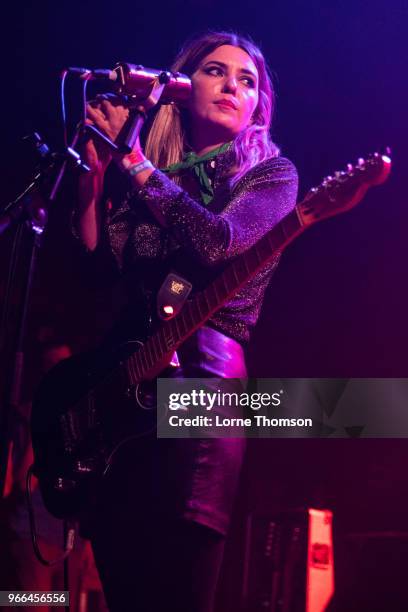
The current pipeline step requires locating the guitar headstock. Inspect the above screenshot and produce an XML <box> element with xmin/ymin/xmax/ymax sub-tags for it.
<box><xmin>297</xmin><ymin>152</ymin><xmax>392</xmax><ymax>227</ymax></box>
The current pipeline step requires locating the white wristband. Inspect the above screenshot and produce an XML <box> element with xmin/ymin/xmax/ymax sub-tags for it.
<box><xmin>127</xmin><ymin>160</ymin><xmax>154</xmax><ymax>176</ymax></box>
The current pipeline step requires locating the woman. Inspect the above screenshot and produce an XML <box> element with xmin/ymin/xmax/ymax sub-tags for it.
<box><xmin>76</xmin><ymin>31</ymin><xmax>298</xmax><ymax>612</ymax></box>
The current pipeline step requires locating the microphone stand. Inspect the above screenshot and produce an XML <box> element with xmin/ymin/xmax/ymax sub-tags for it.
<box><xmin>0</xmin><ymin>128</ymin><xmax>89</xmax><ymax>612</ymax></box>
<box><xmin>0</xmin><ymin>128</ymin><xmax>90</xmax><ymax>493</ymax></box>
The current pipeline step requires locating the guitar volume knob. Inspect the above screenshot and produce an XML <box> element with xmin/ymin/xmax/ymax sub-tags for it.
<box><xmin>54</xmin><ymin>477</ymin><xmax>76</xmax><ymax>492</ymax></box>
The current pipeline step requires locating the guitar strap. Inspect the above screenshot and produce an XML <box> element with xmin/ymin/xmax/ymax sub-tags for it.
<box><xmin>156</xmin><ymin>272</ymin><xmax>193</xmax><ymax>367</ymax></box>
<box><xmin>156</xmin><ymin>272</ymin><xmax>192</xmax><ymax>321</ymax></box>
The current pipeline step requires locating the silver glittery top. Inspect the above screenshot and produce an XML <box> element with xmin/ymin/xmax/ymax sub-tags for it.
<box><xmin>94</xmin><ymin>149</ymin><xmax>298</xmax><ymax>343</ymax></box>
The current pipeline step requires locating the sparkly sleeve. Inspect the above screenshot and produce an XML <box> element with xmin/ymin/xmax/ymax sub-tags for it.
<box><xmin>137</xmin><ymin>156</ymin><xmax>298</xmax><ymax>266</ymax></box>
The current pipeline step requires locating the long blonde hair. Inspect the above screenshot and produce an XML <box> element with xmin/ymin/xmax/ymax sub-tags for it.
<box><xmin>145</xmin><ymin>31</ymin><xmax>279</xmax><ymax>186</ymax></box>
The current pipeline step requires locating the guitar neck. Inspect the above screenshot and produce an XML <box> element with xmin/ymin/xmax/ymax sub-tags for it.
<box><xmin>127</xmin><ymin>206</ymin><xmax>304</xmax><ymax>382</ymax></box>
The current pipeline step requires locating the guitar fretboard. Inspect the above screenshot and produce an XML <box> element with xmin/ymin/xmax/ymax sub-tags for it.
<box><xmin>125</xmin><ymin>207</ymin><xmax>303</xmax><ymax>383</ymax></box>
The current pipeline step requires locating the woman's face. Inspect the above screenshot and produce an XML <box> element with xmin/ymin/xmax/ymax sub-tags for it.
<box><xmin>188</xmin><ymin>44</ymin><xmax>259</xmax><ymax>144</ymax></box>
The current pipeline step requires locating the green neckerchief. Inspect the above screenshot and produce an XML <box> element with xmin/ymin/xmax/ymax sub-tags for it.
<box><xmin>161</xmin><ymin>142</ymin><xmax>231</xmax><ymax>205</ymax></box>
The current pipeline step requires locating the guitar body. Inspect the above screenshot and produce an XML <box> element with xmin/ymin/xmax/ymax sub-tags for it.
<box><xmin>31</xmin><ymin>341</ymin><xmax>158</xmax><ymax>519</ymax></box>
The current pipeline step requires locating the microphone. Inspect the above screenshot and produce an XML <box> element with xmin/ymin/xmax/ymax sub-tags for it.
<box><xmin>67</xmin><ymin>63</ymin><xmax>191</xmax><ymax>104</ymax></box>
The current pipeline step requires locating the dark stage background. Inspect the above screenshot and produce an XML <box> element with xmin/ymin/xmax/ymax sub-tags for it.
<box><xmin>1</xmin><ymin>1</ymin><xmax>408</xmax><ymax>608</ymax></box>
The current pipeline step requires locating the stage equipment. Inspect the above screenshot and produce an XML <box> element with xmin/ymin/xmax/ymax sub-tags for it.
<box><xmin>242</xmin><ymin>508</ymin><xmax>334</xmax><ymax>612</ymax></box>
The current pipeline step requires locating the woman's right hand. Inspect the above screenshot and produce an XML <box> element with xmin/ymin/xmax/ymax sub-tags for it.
<box><xmin>81</xmin><ymin>94</ymin><xmax>132</xmax><ymax>174</ymax></box>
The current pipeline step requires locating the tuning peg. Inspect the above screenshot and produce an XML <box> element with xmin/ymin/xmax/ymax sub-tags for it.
<box><xmin>357</xmin><ymin>158</ymin><xmax>365</xmax><ymax>166</ymax></box>
<box><xmin>346</xmin><ymin>163</ymin><xmax>354</xmax><ymax>172</ymax></box>
<box><xmin>334</xmin><ymin>170</ymin><xmax>345</xmax><ymax>178</ymax></box>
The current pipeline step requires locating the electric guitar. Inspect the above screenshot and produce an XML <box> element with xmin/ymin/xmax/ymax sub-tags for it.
<box><xmin>30</xmin><ymin>152</ymin><xmax>391</xmax><ymax>519</ymax></box>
